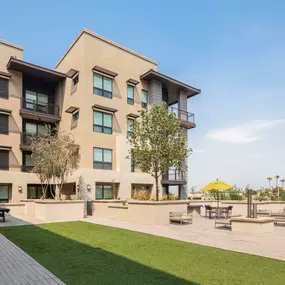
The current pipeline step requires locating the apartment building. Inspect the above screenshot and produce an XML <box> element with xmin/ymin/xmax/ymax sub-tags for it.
<box><xmin>0</xmin><ymin>29</ymin><xmax>200</xmax><ymax>203</ymax></box>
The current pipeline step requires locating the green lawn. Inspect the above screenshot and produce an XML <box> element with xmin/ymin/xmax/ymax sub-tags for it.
<box><xmin>1</xmin><ymin>222</ymin><xmax>285</xmax><ymax>285</ymax></box>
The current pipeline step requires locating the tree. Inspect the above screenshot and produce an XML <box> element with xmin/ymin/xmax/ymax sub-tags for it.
<box><xmin>267</xmin><ymin>177</ymin><xmax>273</xmax><ymax>189</ymax></box>
<box><xmin>128</xmin><ymin>104</ymin><xmax>190</xmax><ymax>201</ymax></box>
<box><xmin>280</xmin><ymin>179</ymin><xmax>285</xmax><ymax>189</ymax></box>
<box><xmin>31</xmin><ymin>126</ymin><xmax>80</xmax><ymax>200</ymax></box>
<box><xmin>275</xmin><ymin>175</ymin><xmax>280</xmax><ymax>200</ymax></box>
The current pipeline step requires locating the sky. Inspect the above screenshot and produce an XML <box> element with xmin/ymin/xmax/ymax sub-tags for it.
<box><xmin>1</xmin><ymin>0</ymin><xmax>285</xmax><ymax>191</ymax></box>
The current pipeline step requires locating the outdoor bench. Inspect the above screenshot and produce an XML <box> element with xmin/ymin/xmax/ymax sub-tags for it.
<box><xmin>169</xmin><ymin>212</ymin><xmax>193</xmax><ymax>225</ymax></box>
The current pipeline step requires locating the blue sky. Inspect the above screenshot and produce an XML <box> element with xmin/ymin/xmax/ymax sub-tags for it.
<box><xmin>1</xmin><ymin>0</ymin><xmax>285</xmax><ymax>190</ymax></box>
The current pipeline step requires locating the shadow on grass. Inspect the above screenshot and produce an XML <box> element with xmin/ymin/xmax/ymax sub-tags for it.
<box><xmin>0</xmin><ymin>223</ymin><xmax>198</xmax><ymax>285</ymax></box>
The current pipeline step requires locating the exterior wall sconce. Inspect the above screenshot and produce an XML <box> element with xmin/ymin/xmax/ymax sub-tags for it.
<box><xmin>18</xmin><ymin>186</ymin><xmax>23</xmax><ymax>192</ymax></box>
<box><xmin>87</xmin><ymin>185</ymin><xmax>91</xmax><ymax>191</ymax></box>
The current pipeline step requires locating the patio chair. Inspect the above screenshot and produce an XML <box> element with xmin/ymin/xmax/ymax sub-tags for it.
<box><xmin>205</xmin><ymin>205</ymin><xmax>215</xmax><ymax>219</ymax></box>
<box><xmin>169</xmin><ymin>212</ymin><xmax>193</xmax><ymax>225</ymax></box>
<box><xmin>222</xmin><ymin>205</ymin><xmax>233</xmax><ymax>219</ymax></box>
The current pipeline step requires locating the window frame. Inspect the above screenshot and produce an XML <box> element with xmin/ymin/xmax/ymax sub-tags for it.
<box><xmin>127</xmin><ymin>85</ymin><xmax>134</xmax><ymax>105</ymax></box>
<box><xmin>0</xmin><ymin>113</ymin><xmax>9</xmax><ymax>135</ymax></box>
<box><xmin>93</xmin><ymin>111</ymin><xmax>113</xmax><ymax>135</ymax></box>
<box><xmin>141</xmin><ymin>90</ymin><xmax>148</xmax><ymax>108</ymax></box>
<box><xmin>0</xmin><ymin>184</ymin><xmax>10</xmax><ymax>203</ymax></box>
<box><xmin>93</xmin><ymin>73</ymin><xmax>113</xmax><ymax>99</ymax></box>
<box><xmin>131</xmin><ymin>151</ymin><xmax>135</xmax><ymax>172</ymax></box>
<box><xmin>95</xmin><ymin>184</ymin><xmax>113</xmax><ymax>200</ymax></box>
<box><xmin>93</xmin><ymin>147</ymin><xmax>113</xmax><ymax>170</ymax></box>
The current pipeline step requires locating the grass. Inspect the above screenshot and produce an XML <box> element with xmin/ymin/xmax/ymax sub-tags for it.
<box><xmin>1</xmin><ymin>222</ymin><xmax>285</xmax><ymax>285</ymax></box>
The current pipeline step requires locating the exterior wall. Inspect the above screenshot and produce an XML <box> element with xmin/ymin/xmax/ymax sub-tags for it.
<box><xmin>56</xmin><ymin>31</ymin><xmax>158</xmax><ymax>199</ymax></box>
<box><xmin>149</xmin><ymin>79</ymin><xmax>162</xmax><ymax>105</ymax></box>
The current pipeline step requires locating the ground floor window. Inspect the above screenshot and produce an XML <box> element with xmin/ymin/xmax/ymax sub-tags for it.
<box><xmin>27</xmin><ymin>184</ymin><xmax>55</xmax><ymax>199</ymax></box>
<box><xmin>0</xmin><ymin>185</ymin><xmax>10</xmax><ymax>202</ymax></box>
<box><xmin>95</xmin><ymin>184</ymin><xmax>112</xmax><ymax>199</ymax></box>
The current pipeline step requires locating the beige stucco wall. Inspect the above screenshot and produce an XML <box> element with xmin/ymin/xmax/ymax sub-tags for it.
<box><xmin>55</xmin><ymin>31</ymin><xmax>158</xmax><ymax>200</ymax></box>
<box><xmin>92</xmin><ymin>200</ymin><xmax>188</xmax><ymax>224</ymax></box>
<box><xmin>34</xmin><ymin>200</ymin><xmax>84</xmax><ymax>222</ymax></box>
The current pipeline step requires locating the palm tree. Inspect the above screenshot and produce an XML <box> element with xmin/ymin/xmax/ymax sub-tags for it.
<box><xmin>280</xmin><ymin>179</ymin><xmax>285</xmax><ymax>190</ymax></box>
<box><xmin>275</xmin><ymin>175</ymin><xmax>280</xmax><ymax>200</ymax></box>
<box><xmin>267</xmin><ymin>177</ymin><xmax>273</xmax><ymax>189</ymax></box>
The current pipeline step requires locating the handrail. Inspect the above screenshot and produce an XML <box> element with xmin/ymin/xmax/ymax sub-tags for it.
<box><xmin>168</xmin><ymin>106</ymin><xmax>195</xmax><ymax>125</ymax></box>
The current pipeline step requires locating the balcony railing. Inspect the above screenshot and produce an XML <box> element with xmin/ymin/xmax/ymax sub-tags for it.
<box><xmin>21</xmin><ymin>132</ymin><xmax>36</xmax><ymax>145</ymax></box>
<box><xmin>21</xmin><ymin>98</ymin><xmax>59</xmax><ymax>116</ymax></box>
<box><xmin>21</xmin><ymin>165</ymin><xmax>34</xmax><ymax>172</ymax></box>
<box><xmin>162</xmin><ymin>171</ymin><xmax>186</xmax><ymax>182</ymax></box>
<box><xmin>168</xmin><ymin>106</ymin><xmax>195</xmax><ymax>125</ymax></box>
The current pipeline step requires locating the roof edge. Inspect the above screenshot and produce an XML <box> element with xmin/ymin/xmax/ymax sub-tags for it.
<box><xmin>55</xmin><ymin>28</ymin><xmax>158</xmax><ymax>68</ymax></box>
<box><xmin>0</xmin><ymin>40</ymin><xmax>23</xmax><ymax>51</ymax></box>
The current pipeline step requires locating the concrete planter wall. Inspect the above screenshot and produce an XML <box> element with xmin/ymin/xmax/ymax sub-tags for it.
<box><xmin>0</xmin><ymin>203</ymin><xmax>25</xmax><ymax>216</ymax></box>
<box><xmin>35</xmin><ymin>200</ymin><xmax>84</xmax><ymax>222</ymax></box>
<box><xmin>93</xmin><ymin>200</ymin><xmax>188</xmax><ymax>224</ymax></box>
<box><xmin>20</xmin><ymin>199</ymin><xmax>36</xmax><ymax>217</ymax></box>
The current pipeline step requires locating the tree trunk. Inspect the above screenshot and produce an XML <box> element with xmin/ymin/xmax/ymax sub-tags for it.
<box><xmin>155</xmin><ymin>173</ymin><xmax>159</xmax><ymax>201</ymax></box>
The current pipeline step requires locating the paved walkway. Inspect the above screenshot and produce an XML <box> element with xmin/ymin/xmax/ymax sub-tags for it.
<box><xmin>0</xmin><ymin>234</ymin><xmax>65</xmax><ymax>285</ymax></box>
<box><xmin>85</xmin><ymin>216</ymin><xmax>285</xmax><ymax>261</ymax></box>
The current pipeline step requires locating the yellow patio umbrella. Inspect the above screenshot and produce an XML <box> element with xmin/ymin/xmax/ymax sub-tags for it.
<box><xmin>201</xmin><ymin>179</ymin><xmax>233</xmax><ymax>208</ymax></box>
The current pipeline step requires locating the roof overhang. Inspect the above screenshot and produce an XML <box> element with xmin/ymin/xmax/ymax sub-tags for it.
<box><xmin>126</xmin><ymin>113</ymin><xmax>139</xmax><ymax>119</ymax></box>
<box><xmin>0</xmin><ymin>108</ymin><xmax>12</xmax><ymax>114</ymax></box>
<box><xmin>92</xmin><ymin>66</ymin><xmax>118</xmax><ymax>77</ymax></box>
<box><xmin>66</xmin><ymin>68</ymin><xmax>79</xmax><ymax>78</ymax></box>
<box><xmin>7</xmin><ymin>57</ymin><xmax>66</xmax><ymax>83</ymax></box>
<box><xmin>92</xmin><ymin>104</ymin><xmax>118</xmax><ymax>113</ymax></box>
<box><xmin>140</xmin><ymin>69</ymin><xmax>201</xmax><ymax>99</ymax></box>
<box><xmin>0</xmin><ymin>71</ymin><xmax>11</xmax><ymax>79</ymax></box>
<box><xmin>126</xmin><ymin>78</ymin><xmax>139</xmax><ymax>85</ymax></box>
<box><xmin>65</xmin><ymin>106</ymin><xmax>79</xmax><ymax>114</ymax></box>
<box><xmin>0</xmin><ymin>145</ymin><xmax>12</xmax><ymax>150</ymax></box>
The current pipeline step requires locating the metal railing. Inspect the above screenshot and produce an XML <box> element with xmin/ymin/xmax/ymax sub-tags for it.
<box><xmin>21</xmin><ymin>98</ymin><xmax>59</xmax><ymax>116</ymax></box>
<box><xmin>21</xmin><ymin>132</ymin><xmax>36</xmax><ymax>145</ymax></box>
<box><xmin>162</xmin><ymin>171</ymin><xmax>186</xmax><ymax>181</ymax></box>
<box><xmin>21</xmin><ymin>165</ymin><xmax>34</xmax><ymax>172</ymax></box>
<box><xmin>168</xmin><ymin>106</ymin><xmax>195</xmax><ymax>125</ymax></box>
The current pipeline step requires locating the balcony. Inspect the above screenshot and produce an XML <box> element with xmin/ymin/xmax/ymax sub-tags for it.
<box><xmin>162</xmin><ymin>171</ymin><xmax>186</xmax><ymax>185</ymax></box>
<box><xmin>20</xmin><ymin>132</ymin><xmax>41</xmax><ymax>150</ymax></box>
<box><xmin>20</xmin><ymin>98</ymin><xmax>60</xmax><ymax>123</ymax></box>
<box><xmin>168</xmin><ymin>106</ymin><xmax>196</xmax><ymax>129</ymax></box>
<box><xmin>21</xmin><ymin>165</ymin><xmax>34</xmax><ymax>173</ymax></box>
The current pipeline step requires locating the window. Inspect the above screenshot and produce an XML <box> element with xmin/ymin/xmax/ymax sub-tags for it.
<box><xmin>0</xmin><ymin>114</ymin><xmax>9</xmax><ymax>135</ymax></box>
<box><xmin>73</xmin><ymin>74</ymin><xmax>79</xmax><ymax>85</ymax></box>
<box><xmin>131</xmin><ymin>151</ymin><xmax>135</xmax><ymax>172</ymax></box>
<box><xmin>93</xmin><ymin>148</ymin><xmax>112</xmax><ymax>170</ymax></box>
<box><xmin>23</xmin><ymin>121</ymin><xmax>49</xmax><ymax>144</ymax></box>
<box><xmin>0</xmin><ymin>150</ymin><xmax>9</xmax><ymax>170</ymax></box>
<box><xmin>95</xmin><ymin>184</ymin><xmax>112</xmax><ymax>199</ymax></box>
<box><xmin>127</xmin><ymin>118</ymin><xmax>134</xmax><ymax>137</ymax></box>
<box><xmin>141</xmin><ymin>90</ymin><xmax>148</xmax><ymax>108</ymax></box>
<box><xmin>127</xmin><ymin>85</ymin><xmax>134</xmax><ymax>105</ymax></box>
<box><xmin>0</xmin><ymin>185</ymin><xmax>9</xmax><ymax>202</ymax></box>
<box><xmin>0</xmin><ymin>78</ymin><xmax>8</xmax><ymax>99</ymax></box>
<box><xmin>27</xmin><ymin>184</ymin><xmax>55</xmax><ymax>199</ymax></box>
<box><xmin>25</xmin><ymin>90</ymin><xmax>48</xmax><ymax>113</ymax></box>
<box><xmin>73</xmin><ymin>111</ymin><xmax>79</xmax><ymax>120</ymax></box>
<box><xmin>93</xmin><ymin>111</ymin><xmax>112</xmax><ymax>134</ymax></box>
<box><xmin>22</xmin><ymin>152</ymin><xmax>34</xmax><ymax>172</ymax></box>
<box><xmin>93</xmin><ymin>73</ymin><xmax>112</xmax><ymax>99</ymax></box>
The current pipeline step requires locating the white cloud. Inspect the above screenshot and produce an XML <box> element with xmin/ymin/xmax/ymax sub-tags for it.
<box><xmin>252</xmin><ymin>153</ymin><xmax>269</xmax><ymax>159</ymax></box>
<box><xmin>205</xmin><ymin>119</ymin><xmax>284</xmax><ymax>143</ymax></box>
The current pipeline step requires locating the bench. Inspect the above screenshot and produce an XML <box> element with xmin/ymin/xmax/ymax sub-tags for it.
<box><xmin>0</xmin><ymin>208</ymin><xmax>10</xmax><ymax>222</ymax></box>
<box><xmin>169</xmin><ymin>212</ymin><xmax>193</xmax><ymax>225</ymax></box>
<box><xmin>215</xmin><ymin>219</ymin><xmax>231</xmax><ymax>229</ymax></box>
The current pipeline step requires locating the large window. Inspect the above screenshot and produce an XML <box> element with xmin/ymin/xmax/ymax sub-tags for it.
<box><xmin>127</xmin><ymin>118</ymin><xmax>134</xmax><ymax>137</ymax></box>
<box><xmin>0</xmin><ymin>114</ymin><xmax>9</xmax><ymax>135</ymax></box>
<box><xmin>141</xmin><ymin>90</ymin><xmax>148</xmax><ymax>108</ymax></box>
<box><xmin>0</xmin><ymin>78</ymin><xmax>8</xmax><ymax>99</ymax></box>
<box><xmin>93</xmin><ymin>73</ymin><xmax>112</xmax><ymax>99</ymax></box>
<box><xmin>0</xmin><ymin>150</ymin><xmax>9</xmax><ymax>170</ymax></box>
<box><xmin>0</xmin><ymin>185</ymin><xmax>9</xmax><ymax>202</ymax></box>
<box><xmin>23</xmin><ymin>121</ymin><xmax>49</xmax><ymax>144</ymax></box>
<box><xmin>25</xmin><ymin>90</ymin><xmax>48</xmax><ymax>113</ymax></box>
<box><xmin>95</xmin><ymin>184</ymin><xmax>112</xmax><ymax>199</ymax></box>
<box><xmin>127</xmin><ymin>85</ymin><xmax>134</xmax><ymax>105</ymax></box>
<box><xmin>93</xmin><ymin>111</ymin><xmax>112</xmax><ymax>134</ymax></box>
<box><xmin>93</xmin><ymin>148</ymin><xmax>112</xmax><ymax>170</ymax></box>
<box><xmin>27</xmin><ymin>184</ymin><xmax>55</xmax><ymax>199</ymax></box>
